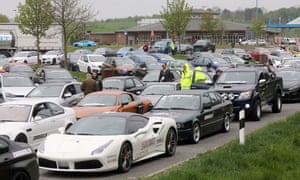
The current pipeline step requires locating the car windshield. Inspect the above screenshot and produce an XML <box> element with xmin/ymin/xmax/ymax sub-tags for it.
<box><xmin>14</xmin><ymin>52</ymin><xmax>29</xmax><ymax>58</ymax></box>
<box><xmin>116</xmin><ymin>58</ymin><xmax>135</xmax><ymax>66</ymax></box>
<box><xmin>10</xmin><ymin>65</ymin><xmax>34</xmax><ymax>72</ymax></box>
<box><xmin>0</xmin><ymin>104</ymin><xmax>31</xmax><ymax>122</ymax></box>
<box><xmin>154</xmin><ymin>95</ymin><xmax>200</xmax><ymax>110</ymax></box>
<box><xmin>277</xmin><ymin>71</ymin><xmax>300</xmax><ymax>81</ymax></box>
<box><xmin>66</xmin><ymin>116</ymin><xmax>126</xmax><ymax>135</ymax></box>
<box><xmin>89</xmin><ymin>56</ymin><xmax>106</xmax><ymax>62</ymax></box>
<box><xmin>217</xmin><ymin>71</ymin><xmax>256</xmax><ymax>84</ymax></box>
<box><xmin>77</xmin><ymin>94</ymin><xmax>117</xmax><ymax>106</ymax></box>
<box><xmin>103</xmin><ymin>80</ymin><xmax>123</xmax><ymax>90</ymax></box>
<box><xmin>3</xmin><ymin>77</ymin><xmax>34</xmax><ymax>87</ymax></box>
<box><xmin>142</xmin><ymin>71</ymin><xmax>160</xmax><ymax>82</ymax></box>
<box><xmin>27</xmin><ymin>85</ymin><xmax>63</xmax><ymax>97</ymax></box>
<box><xmin>142</xmin><ymin>84</ymin><xmax>175</xmax><ymax>95</ymax></box>
<box><xmin>45</xmin><ymin>51</ymin><xmax>60</xmax><ymax>55</ymax></box>
<box><xmin>46</xmin><ymin>70</ymin><xmax>73</xmax><ymax>79</ymax></box>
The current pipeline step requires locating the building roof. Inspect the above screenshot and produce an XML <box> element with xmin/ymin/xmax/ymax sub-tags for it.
<box><xmin>126</xmin><ymin>19</ymin><xmax>248</xmax><ymax>32</ymax></box>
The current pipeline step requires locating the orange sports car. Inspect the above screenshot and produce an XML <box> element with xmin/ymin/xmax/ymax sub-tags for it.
<box><xmin>72</xmin><ymin>90</ymin><xmax>152</xmax><ymax>119</ymax></box>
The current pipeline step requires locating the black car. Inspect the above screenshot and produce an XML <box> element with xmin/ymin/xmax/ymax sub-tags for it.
<box><xmin>193</xmin><ymin>39</ymin><xmax>216</xmax><ymax>53</ymax></box>
<box><xmin>276</xmin><ymin>68</ymin><xmax>300</xmax><ymax>102</ymax></box>
<box><xmin>103</xmin><ymin>76</ymin><xmax>146</xmax><ymax>95</ymax></box>
<box><xmin>146</xmin><ymin>90</ymin><xmax>234</xmax><ymax>144</ymax></box>
<box><xmin>211</xmin><ymin>65</ymin><xmax>283</xmax><ymax>121</ymax></box>
<box><xmin>0</xmin><ymin>136</ymin><xmax>39</xmax><ymax>180</ymax></box>
<box><xmin>59</xmin><ymin>53</ymin><xmax>81</xmax><ymax>71</ymax></box>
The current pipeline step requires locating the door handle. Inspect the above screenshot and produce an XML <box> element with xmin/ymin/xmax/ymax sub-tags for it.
<box><xmin>26</xmin><ymin>128</ymin><xmax>32</xmax><ymax>132</ymax></box>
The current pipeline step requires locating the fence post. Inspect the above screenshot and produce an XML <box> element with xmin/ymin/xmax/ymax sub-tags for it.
<box><xmin>239</xmin><ymin>109</ymin><xmax>245</xmax><ymax>145</ymax></box>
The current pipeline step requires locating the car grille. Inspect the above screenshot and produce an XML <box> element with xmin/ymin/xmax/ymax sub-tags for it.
<box><xmin>38</xmin><ymin>158</ymin><xmax>103</xmax><ymax>170</ymax></box>
<box><xmin>39</xmin><ymin>158</ymin><xmax>57</xmax><ymax>168</ymax></box>
<box><xmin>75</xmin><ymin>160</ymin><xmax>102</xmax><ymax>169</ymax></box>
<box><xmin>219</xmin><ymin>92</ymin><xmax>240</xmax><ymax>100</ymax></box>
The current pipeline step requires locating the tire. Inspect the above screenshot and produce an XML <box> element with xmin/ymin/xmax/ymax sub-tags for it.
<box><xmin>190</xmin><ymin>122</ymin><xmax>200</xmax><ymax>144</ymax></box>
<box><xmin>250</xmin><ymin>100</ymin><xmax>262</xmax><ymax>121</ymax></box>
<box><xmin>165</xmin><ymin>128</ymin><xmax>177</xmax><ymax>156</ymax></box>
<box><xmin>15</xmin><ymin>134</ymin><xmax>27</xmax><ymax>143</ymax></box>
<box><xmin>272</xmin><ymin>92</ymin><xmax>282</xmax><ymax>113</ymax></box>
<box><xmin>12</xmin><ymin>171</ymin><xmax>30</xmax><ymax>180</ymax></box>
<box><xmin>118</xmin><ymin>143</ymin><xmax>132</xmax><ymax>173</ymax></box>
<box><xmin>222</xmin><ymin>114</ymin><xmax>231</xmax><ymax>132</ymax></box>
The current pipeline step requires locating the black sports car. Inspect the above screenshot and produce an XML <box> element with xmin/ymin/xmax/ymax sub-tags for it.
<box><xmin>0</xmin><ymin>136</ymin><xmax>39</xmax><ymax>180</ymax></box>
<box><xmin>146</xmin><ymin>90</ymin><xmax>234</xmax><ymax>144</ymax></box>
<box><xmin>276</xmin><ymin>68</ymin><xmax>300</xmax><ymax>102</ymax></box>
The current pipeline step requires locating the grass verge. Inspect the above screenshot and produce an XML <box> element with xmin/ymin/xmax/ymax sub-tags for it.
<box><xmin>144</xmin><ymin>112</ymin><xmax>300</xmax><ymax>180</ymax></box>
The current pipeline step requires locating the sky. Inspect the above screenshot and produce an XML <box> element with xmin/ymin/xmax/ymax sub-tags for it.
<box><xmin>2</xmin><ymin>0</ymin><xmax>300</xmax><ymax>20</ymax></box>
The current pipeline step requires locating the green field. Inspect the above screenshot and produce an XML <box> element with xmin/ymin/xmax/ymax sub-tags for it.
<box><xmin>144</xmin><ymin>113</ymin><xmax>300</xmax><ymax>180</ymax></box>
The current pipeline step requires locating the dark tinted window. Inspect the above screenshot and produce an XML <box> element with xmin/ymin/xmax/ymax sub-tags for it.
<box><xmin>127</xmin><ymin>115</ymin><xmax>148</xmax><ymax>134</ymax></box>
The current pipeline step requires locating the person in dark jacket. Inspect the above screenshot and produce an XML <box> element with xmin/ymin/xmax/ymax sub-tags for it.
<box><xmin>212</xmin><ymin>69</ymin><xmax>222</xmax><ymax>84</ymax></box>
<box><xmin>92</xmin><ymin>71</ymin><xmax>103</xmax><ymax>91</ymax></box>
<box><xmin>81</xmin><ymin>73</ymin><xmax>97</xmax><ymax>95</ymax></box>
<box><xmin>158</xmin><ymin>63</ymin><xmax>174</xmax><ymax>82</ymax></box>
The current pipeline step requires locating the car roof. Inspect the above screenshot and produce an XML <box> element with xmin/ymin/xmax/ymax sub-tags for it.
<box><xmin>36</xmin><ymin>81</ymin><xmax>80</xmax><ymax>86</ymax></box>
<box><xmin>1</xmin><ymin>98</ymin><xmax>58</xmax><ymax>105</ymax></box>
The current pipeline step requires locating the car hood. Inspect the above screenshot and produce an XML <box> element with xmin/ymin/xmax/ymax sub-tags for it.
<box><xmin>41</xmin><ymin>133</ymin><xmax>122</xmax><ymax>156</ymax></box>
<box><xmin>283</xmin><ymin>80</ymin><xmax>300</xmax><ymax>90</ymax></box>
<box><xmin>3</xmin><ymin>87</ymin><xmax>35</xmax><ymax>97</ymax></box>
<box><xmin>89</xmin><ymin>62</ymin><xmax>104</xmax><ymax>66</ymax></box>
<box><xmin>213</xmin><ymin>83</ymin><xmax>255</xmax><ymax>92</ymax></box>
<box><xmin>73</xmin><ymin>106</ymin><xmax>118</xmax><ymax>119</ymax></box>
<box><xmin>0</xmin><ymin>122</ymin><xmax>27</xmax><ymax>137</ymax></box>
<box><xmin>147</xmin><ymin>110</ymin><xmax>198</xmax><ymax>123</ymax></box>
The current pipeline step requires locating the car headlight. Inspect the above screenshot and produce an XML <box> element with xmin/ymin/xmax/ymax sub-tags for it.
<box><xmin>238</xmin><ymin>91</ymin><xmax>252</xmax><ymax>100</ymax></box>
<box><xmin>38</xmin><ymin>141</ymin><xmax>45</xmax><ymax>153</ymax></box>
<box><xmin>91</xmin><ymin>139</ymin><xmax>113</xmax><ymax>155</ymax></box>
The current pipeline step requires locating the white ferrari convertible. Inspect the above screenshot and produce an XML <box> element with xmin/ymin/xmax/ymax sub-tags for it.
<box><xmin>37</xmin><ymin>112</ymin><xmax>177</xmax><ymax>172</ymax></box>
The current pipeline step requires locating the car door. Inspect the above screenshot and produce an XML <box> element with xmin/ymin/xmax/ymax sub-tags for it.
<box><xmin>61</xmin><ymin>84</ymin><xmax>83</xmax><ymax>107</ymax></box>
<box><xmin>77</xmin><ymin>55</ymin><xmax>88</xmax><ymax>72</ymax></box>
<box><xmin>124</xmin><ymin>78</ymin><xmax>136</xmax><ymax>94</ymax></box>
<box><xmin>199</xmin><ymin>93</ymin><xmax>215</xmax><ymax>136</ymax></box>
<box><xmin>128</xmin><ymin>115</ymin><xmax>155</xmax><ymax>160</ymax></box>
<box><xmin>28</xmin><ymin>103</ymin><xmax>56</xmax><ymax>148</ymax></box>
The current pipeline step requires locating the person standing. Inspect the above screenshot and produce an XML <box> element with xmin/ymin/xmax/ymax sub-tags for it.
<box><xmin>212</xmin><ymin>69</ymin><xmax>222</xmax><ymax>84</ymax></box>
<box><xmin>180</xmin><ymin>63</ymin><xmax>192</xmax><ymax>90</ymax></box>
<box><xmin>159</xmin><ymin>63</ymin><xmax>174</xmax><ymax>82</ymax></box>
<box><xmin>193</xmin><ymin>66</ymin><xmax>207</xmax><ymax>84</ymax></box>
<box><xmin>81</xmin><ymin>73</ymin><xmax>97</xmax><ymax>95</ymax></box>
<box><xmin>92</xmin><ymin>71</ymin><xmax>103</xmax><ymax>91</ymax></box>
<box><xmin>143</xmin><ymin>43</ymin><xmax>149</xmax><ymax>52</ymax></box>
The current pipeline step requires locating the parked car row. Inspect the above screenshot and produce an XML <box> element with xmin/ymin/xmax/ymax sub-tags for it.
<box><xmin>3</xmin><ymin>43</ymin><xmax>299</xmax><ymax>178</ymax></box>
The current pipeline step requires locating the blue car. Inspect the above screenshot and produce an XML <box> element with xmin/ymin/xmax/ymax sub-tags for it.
<box><xmin>72</xmin><ymin>40</ymin><xmax>97</xmax><ymax>47</ymax></box>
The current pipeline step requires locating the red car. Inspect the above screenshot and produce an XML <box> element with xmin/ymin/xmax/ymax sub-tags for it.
<box><xmin>72</xmin><ymin>90</ymin><xmax>152</xmax><ymax>119</ymax></box>
<box><xmin>247</xmin><ymin>48</ymin><xmax>270</xmax><ymax>61</ymax></box>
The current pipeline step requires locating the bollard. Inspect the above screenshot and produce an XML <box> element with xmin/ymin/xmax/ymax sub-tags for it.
<box><xmin>239</xmin><ymin>109</ymin><xmax>245</xmax><ymax>145</ymax></box>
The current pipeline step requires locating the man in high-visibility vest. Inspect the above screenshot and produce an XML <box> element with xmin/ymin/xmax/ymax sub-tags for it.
<box><xmin>180</xmin><ymin>63</ymin><xmax>192</xmax><ymax>90</ymax></box>
<box><xmin>193</xmin><ymin>66</ymin><xmax>207</xmax><ymax>84</ymax></box>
